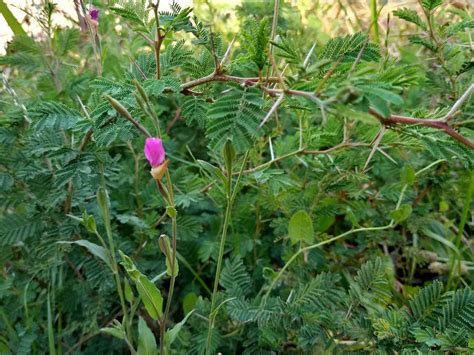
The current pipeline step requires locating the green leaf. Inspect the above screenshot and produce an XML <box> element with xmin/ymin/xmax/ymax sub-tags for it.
<box><xmin>446</xmin><ymin>20</ymin><xmax>474</xmax><ymax>37</ymax></box>
<box><xmin>166</xmin><ymin>206</ymin><xmax>177</xmax><ymax>218</ymax></box>
<box><xmin>124</xmin><ymin>278</ymin><xmax>134</xmax><ymax>303</ymax></box>
<box><xmin>120</xmin><ymin>251</ymin><xmax>163</xmax><ymax>320</ymax></box>
<box><xmin>206</xmin><ymin>87</ymin><xmax>263</xmax><ymax>152</ymax></box>
<box><xmin>143</xmin><ymin>79</ymin><xmax>166</xmax><ymax>97</ymax></box>
<box><xmin>422</xmin><ymin>228</ymin><xmax>459</xmax><ymax>255</ymax></box>
<box><xmin>159</xmin><ymin>235</ymin><xmax>179</xmax><ymax>277</ymax></box>
<box><xmin>315</xmin><ymin>215</ymin><xmax>335</xmax><ymax>233</ymax></box>
<box><xmin>182</xmin><ymin>292</ymin><xmax>198</xmax><ymax>315</ymax></box>
<box><xmin>164</xmin><ymin>310</ymin><xmax>195</xmax><ymax>349</ymax></box>
<box><xmin>137</xmin><ymin>317</ymin><xmax>157</xmax><ymax>355</ymax></box>
<box><xmin>101</xmin><ymin>320</ymin><xmax>125</xmax><ymax>340</ymax></box>
<box><xmin>0</xmin><ymin>214</ymin><xmax>42</xmax><ymax>246</ymax></box>
<box><xmin>421</xmin><ymin>0</ymin><xmax>443</xmax><ymax>12</ymax></box>
<box><xmin>196</xmin><ymin>160</ymin><xmax>228</xmax><ymax>191</ymax></box>
<box><xmin>0</xmin><ymin>0</ymin><xmax>26</xmax><ymax>35</ymax></box>
<box><xmin>81</xmin><ymin>210</ymin><xmax>97</xmax><ymax>233</ymax></box>
<box><xmin>393</xmin><ymin>8</ymin><xmax>426</xmax><ymax>29</ymax></box>
<box><xmin>181</xmin><ymin>96</ymin><xmax>208</xmax><ymax>127</ymax></box>
<box><xmin>57</xmin><ymin>240</ymin><xmax>112</xmax><ymax>269</ymax></box>
<box><xmin>390</xmin><ymin>204</ymin><xmax>412</xmax><ymax>223</ymax></box>
<box><xmin>401</xmin><ymin>165</ymin><xmax>416</xmax><ymax>185</ymax></box>
<box><xmin>288</xmin><ymin>210</ymin><xmax>314</xmax><ymax>245</ymax></box>
<box><xmin>222</xmin><ymin>139</ymin><xmax>236</xmax><ymax>175</ymax></box>
<box><xmin>101</xmin><ymin>327</ymin><xmax>125</xmax><ymax>340</ymax></box>
<box><xmin>408</xmin><ymin>35</ymin><xmax>437</xmax><ymax>52</ymax></box>
<box><xmin>241</xmin><ymin>18</ymin><xmax>270</xmax><ymax>70</ymax></box>
<box><xmin>321</xmin><ymin>32</ymin><xmax>380</xmax><ymax>63</ymax></box>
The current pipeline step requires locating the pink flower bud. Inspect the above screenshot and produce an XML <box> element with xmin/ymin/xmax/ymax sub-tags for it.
<box><xmin>144</xmin><ymin>137</ymin><xmax>166</xmax><ymax>167</ymax></box>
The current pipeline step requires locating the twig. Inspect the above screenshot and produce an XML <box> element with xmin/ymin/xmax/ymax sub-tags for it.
<box><xmin>152</xmin><ymin>1</ymin><xmax>163</xmax><ymax>80</ymax></box>
<box><xmin>173</xmin><ymin>73</ymin><xmax>473</xmax><ymax>148</ymax></box>
<box><xmin>368</xmin><ymin>108</ymin><xmax>474</xmax><ymax>149</ymax></box>
<box><xmin>264</xmin><ymin>0</ymin><xmax>280</xmax><ymax>84</ymax></box>
<box><xmin>240</xmin><ymin>142</ymin><xmax>367</xmax><ymax>175</ymax></box>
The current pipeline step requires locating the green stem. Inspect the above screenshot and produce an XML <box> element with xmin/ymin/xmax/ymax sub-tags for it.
<box><xmin>160</xmin><ymin>213</ymin><xmax>177</xmax><ymax>354</ymax></box>
<box><xmin>205</xmin><ymin>182</ymin><xmax>232</xmax><ymax>355</ymax></box>
<box><xmin>205</xmin><ymin>152</ymin><xmax>249</xmax><ymax>355</ymax></box>
<box><xmin>99</xmin><ymin>187</ymin><xmax>134</xmax><ymax>352</ymax></box>
<box><xmin>261</xmin><ymin>223</ymin><xmax>395</xmax><ymax>302</ymax></box>
<box><xmin>369</xmin><ymin>0</ymin><xmax>379</xmax><ymax>43</ymax></box>
<box><xmin>153</xmin><ymin>1</ymin><xmax>162</xmax><ymax>80</ymax></box>
<box><xmin>447</xmin><ymin>172</ymin><xmax>473</xmax><ymax>289</ymax></box>
<box><xmin>260</xmin><ymin>159</ymin><xmax>442</xmax><ymax>301</ymax></box>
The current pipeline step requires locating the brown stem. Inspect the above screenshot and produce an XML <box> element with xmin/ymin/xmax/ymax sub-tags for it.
<box><xmin>166</xmin><ymin>73</ymin><xmax>474</xmax><ymax>148</ymax></box>
<box><xmin>368</xmin><ymin>108</ymin><xmax>474</xmax><ymax>149</ymax></box>
<box><xmin>153</xmin><ymin>2</ymin><xmax>162</xmax><ymax>80</ymax></box>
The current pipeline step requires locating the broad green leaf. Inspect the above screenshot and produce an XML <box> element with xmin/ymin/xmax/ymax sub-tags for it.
<box><xmin>197</xmin><ymin>160</ymin><xmax>228</xmax><ymax>191</ymax></box>
<box><xmin>164</xmin><ymin>310</ymin><xmax>195</xmax><ymax>349</ymax></box>
<box><xmin>101</xmin><ymin>327</ymin><xmax>125</xmax><ymax>340</ymax></box>
<box><xmin>401</xmin><ymin>165</ymin><xmax>416</xmax><ymax>186</ymax></box>
<box><xmin>422</xmin><ymin>228</ymin><xmax>459</xmax><ymax>255</ymax></box>
<box><xmin>0</xmin><ymin>0</ymin><xmax>26</xmax><ymax>36</ymax></box>
<box><xmin>57</xmin><ymin>240</ymin><xmax>111</xmax><ymax>269</ymax></box>
<box><xmin>315</xmin><ymin>215</ymin><xmax>335</xmax><ymax>233</ymax></box>
<box><xmin>288</xmin><ymin>210</ymin><xmax>314</xmax><ymax>245</ymax></box>
<box><xmin>390</xmin><ymin>204</ymin><xmax>412</xmax><ymax>223</ymax></box>
<box><xmin>120</xmin><ymin>251</ymin><xmax>163</xmax><ymax>320</ymax></box>
<box><xmin>369</xmin><ymin>95</ymin><xmax>390</xmax><ymax>118</ymax></box>
<box><xmin>182</xmin><ymin>292</ymin><xmax>198</xmax><ymax>315</ymax></box>
<box><xmin>124</xmin><ymin>277</ymin><xmax>134</xmax><ymax>303</ymax></box>
<box><xmin>137</xmin><ymin>317</ymin><xmax>157</xmax><ymax>355</ymax></box>
<box><xmin>101</xmin><ymin>320</ymin><xmax>125</xmax><ymax>340</ymax></box>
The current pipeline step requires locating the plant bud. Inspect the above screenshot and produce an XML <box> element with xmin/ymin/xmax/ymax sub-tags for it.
<box><xmin>150</xmin><ymin>159</ymin><xmax>169</xmax><ymax>180</ymax></box>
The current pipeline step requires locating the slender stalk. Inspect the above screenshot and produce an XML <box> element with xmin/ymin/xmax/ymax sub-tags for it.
<box><xmin>153</xmin><ymin>1</ymin><xmax>162</xmax><ymax>80</ymax></box>
<box><xmin>99</xmin><ymin>186</ymin><xmax>135</xmax><ymax>353</ymax></box>
<box><xmin>369</xmin><ymin>0</ymin><xmax>379</xmax><ymax>43</ymax></box>
<box><xmin>205</xmin><ymin>152</ymin><xmax>249</xmax><ymax>354</ymax></box>
<box><xmin>447</xmin><ymin>172</ymin><xmax>473</xmax><ymax>289</ymax></box>
<box><xmin>205</xmin><ymin>188</ymin><xmax>232</xmax><ymax>355</ymax></box>
<box><xmin>259</xmin><ymin>164</ymin><xmax>440</xmax><ymax>303</ymax></box>
<box><xmin>261</xmin><ymin>223</ymin><xmax>395</xmax><ymax>302</ymax></box>
<box><xmin>160</xmin><ymin>211</ymin><xmax>177</xmax><ymax>354</ymax></box>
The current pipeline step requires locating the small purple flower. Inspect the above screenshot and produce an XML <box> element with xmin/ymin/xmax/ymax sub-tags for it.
<box><xmin>144</xmin><ymin>137</ymin><xmax>166</xmax><ymax>167</ymax></box>
<box><xmin>89</xmin><ymin>8</ymin><xmax>99</xmax><ymax>22</ymax></box>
